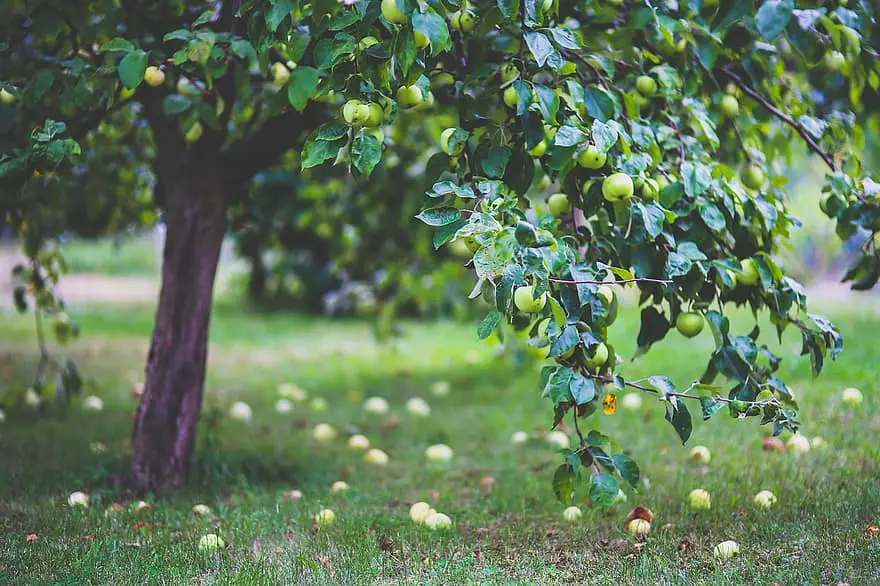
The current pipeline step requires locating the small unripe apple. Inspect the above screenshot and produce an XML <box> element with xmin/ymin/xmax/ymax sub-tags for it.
<box><xmin>450</xmin><ymin>10</ymin><xmax>476</xmax><ymax>33</ymax></box>
<box><xmin>585</xmin><ymin>343</ymin><xmax>609</xmax><ymax>369</ymax></box>
<box><xmin>425</xmin><ymin>512</ymin><xmax>452</xmax><ymax>530</ymax></box>
<box><xmin>786</xmin><ymin>434</ymin><xmax>810</xmax><ymax>455</ymax></box>
<box><xmin>841</xmin><ymin>387</ymin><xmax>863</xmax><ymax>407</ymax></box>
<box><xmin>198</xmin><ymin>534</ymin><xmax>225</xmax><ymax>551</ymax></box>
<box><xmin>621</xmin><ymin>393</ymin><xmax>643</xmax><ymax>410</ymax></box>
<box><xmin>690</xmin><ymin>445</ymin><xmax>711</xmax><ymax>463</ymax></box>
<box><xmin>627</xmin><ymin>518</ymin><xmax>651</xmax><ymax>536</ymax></box>
<box><xmin>0</xmin><ymin>88</ymin><xmax>16</xmax><ymax>105</ymax></box>
<box><xmin>414</xmin><ymin>31</ymin><xmax>430</xmax><ymax>49</ymax></box>
<box><xmin>364</xmin><ymin>103</ymin><xmax>384</xmax><ymax>127</ymax></box>
<box><xmin>527</xmin><ymin>140</ymin><xmax>547</xmax><ymax>157</ymax></box>
<box><xmin>396</xmin><ymin>84</ymin><xmax>423</xmax><ymax>109</ymax></box>
<box><xmin>430</xmin><ymin>71</ymin><xmax>455</xmax><ymax>89</ymax></box>
<box><xmin>602</xmin><ymin>173</ymin><xmax>634</xmax><ymax>201</ymax></box>
<box><xmin>410</xmin><ymin>502</ymin><xmax>434</xmax><ymax>524</ymax></box>
<box><xmin>503</xmin><ymin>86</ymin><xmax>519</xmax><ymax>108</ymax></box>
<box><xmin>365</xmin><ymin>448</ymin><xmax>390</xmax><ymax>465</ymax></box>
<box><xmin>500</xmin><ymin>63</ymin><xmax>519</xmax><ymax>82</ymax></box>
<box><xmin>720</xmin><ymin>95</ymin><xmax>739</xmax><ymax>117</ymax></box>
<box><xmin>676</xmin><ymin>312</ymin><xmax>704</xmax><ymax>338</ymax></box>
<box><xmin>381</xmin><ymin>0</ymin><xmax>407</xmax><ymax>24</ymax></box>
<box><xmin>271</xmin><ymin>62</ymin><xmax>290</xmax><ymax>86</ymax></box>
<box><xmin>753</xmin><ymin>490</ymin><xmax>777</xmax><ymax>509</ymax></box>
<box><xmin>514</xmin><ymin>286</ymin><xmax>547</xmax><ymax>313</ymax></box>
<box><xmin>688</xmin><ymin>488</ymin><xmax>712</xmax><ymax>510</ymax></box>
<box><xmin>713</xmin><ymin>540</ymin><xmax>740</xmax><ymax>560</ymax></box>
<box><xmin>578</xmin><ymin>145</ymin><xmax>606</xmax><ymax>169</ymax></box>
<box><xmin>546</xmin><ymin>430</ymin><xmax>569</xmax><ymax>449</ymax></box>
<box><xmin>315</xmin><ymin>508</ymin><xmax>336</xmax><ymax>526</ymax></box>
<box><xmin>348</xmin><ymin>434</ymin><xmax>370</xmax><ymax>450</ymax></box>
<box><xmin>184</xmin><ymin>122</ymin><xmax>203</xmax><ymax>143</ymax></box>
<box><xmin>440</xmin><ymin>128</ymin><xmax>464</xmax><ymax>156</ymax></box>
<box><xmin>68</xmin><ymin>491</ymin><xmax>89</xmax><ymax>508</ymax></box>
<box><xmin>641</xmin><ymin>178</ymin><xmax>659</xmax><ymax>200</ymax></box>
<box><xmin>312</xmin><ymin>423</ymin><xmax>337</xmax><ymax>442</ymax></box>
<box><xmin>738</xmin><ymin>259</ymin><xmax>760</xmax><ymax>286</ymax></box>
<box><xmin>364</xmin><ymin>396</ymin><xmax>390</xmax><ymax>415</ymax></box>
<box><xmin>330</xmin><ymin>480</ymin><xmax>349</xmax><ymax>493</ymax></box>
<box><xmin>406</xmin><ymin>397</ymin><xmax>431</xmax><ymax>417</ymax></box>
<box><xmin>425</xmin><ymin>443</ymin><xmax>454</xmax><ymax>462</ymax></box>
<box><xmin>823</xmin><ymin>50</ymin><xmax>845</xmax><ymax>72</ymax></box>
<box><xmin>636</xmin><ymin>75</ymin><xmax>657</xmax><ymax>97</ymax></box>
<box><xmin>511</xmin><ymin>431</ymin><xmax>528</xmax><ymax>444</ymax></box>
<box><xmin>562</xmin><ymin>506</ymin><xmax>582</xmax><ymax>521</ymax></box>
<box><xmin>741</xmin><ymin>165</ymin><xmax>765</xmax><ymax>190</ymax></box>
<box><xmin>144</xmin><ymin>66</ymin><xmax>165</xmax><ymax>87</ymax></box>
<box><xmin>547</xmin><ymin>193</ymin><xmax>569</xmax><ymax>217</ymax></box>
<box><xmin>343</xmin><ymin>99</ymin><xmax>366</xmax><ymax>125</ymax></box>
<box><xmin>229</xmin><ymin>401</ymin><xmax>252</xmax><ymax>422</ymax></box>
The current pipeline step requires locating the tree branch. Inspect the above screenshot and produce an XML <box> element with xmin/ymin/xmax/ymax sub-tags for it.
<box><xmin>720</xmin><ymin>66</ymin><xmax>837</xmax><ymax>171</ymax></box>
<box><xmin>549</xmin><ymin>276</ymin><xmax>672</xmax><ymax>286</ymax></box>
<box><xmin>586</xmin><ymin>373</ymin><xmax>772</xmax><ymax>407</ymax></box>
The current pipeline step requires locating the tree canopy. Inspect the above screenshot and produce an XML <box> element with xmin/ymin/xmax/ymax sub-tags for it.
<box><xmin>1</xmin><ymin>0</ymin><xmax>878</xmax><ymax>496</ymax></box>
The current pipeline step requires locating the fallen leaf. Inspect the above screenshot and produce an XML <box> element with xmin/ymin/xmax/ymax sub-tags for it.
<box><xmin>624</xmin><ymin>505</ymin><xmax>654</xmax><ymax>526</ymax></box>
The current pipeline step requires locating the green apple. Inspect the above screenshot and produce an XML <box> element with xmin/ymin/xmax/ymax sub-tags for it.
<box><xmin>430</xmin><ymin>71</ymin><xmax>455</xmax><ymax>89</ymax></box>
<box><xmin>364</xmin><ymin>103</ymin><xmax>384</xmax><ymax>127</ymax></box>
<box><xmin>450</xmin><ymin>10</ymin><xmax>476</xmax><ymax>33</ymax></box>
<box><xmin>503</xmin><ymin>86</ymin><xmax>519</xmax><ymax>109</ymax></box>
<box><xmin>741</xmin><ymin>165</ymin><xmax>765</xmax><ymax>190</ymax></box>
<box><xmin>514</xmin><ymin>286</ymin><xmax>547</xmax><ymax>313</ymax></box>
<box><xmin>627</xmin><ymin>519</ymin><xmax>651</xmax><ymax>535</ymax></box>
<box><xmin>585</xmin><ymin>343</ymin><xmax>609</xmax><ymax>369</ymax></box>
<box><xmin>396</xmin><ymin>84</ymin><xmax>423</xmax><ymax>108</ymax></box>
<box><xmin>547</xmin><ymin>193</ymin><xmax>569</xmax><ymax>217</ymax></box>
<box><xmin>0</xmin><ymin>88</ymin><xmax>16</xmax><ymax>105</ymax></box>
<box><xmin>366</xmin><ymin>127</ymin><xmax>385</xmax><ymax>144</ymax></box>
<box><xmin>440</xmin><ymin>128</ymin><xmax>464</xmax><ymax>156</ymax></box>
<box><xmin>425</xmin><ymin>512</ymin><xmax>452</xmax><ymax>530</ymax></box>
<box><xmin>144</xmin><ymin>66</ymin><xmax>165</xmax><ymax>87</ymax></box>
<box><xmin>636</xmin><ymin>75</ymin><xmax>657</xmax><ymax>97</ymax></box>
<box><xmin>527</xmin><ymin>140</ymin><xmax>547</xmax><ymax>157</ymax></box>
<box><xmin>501</xmin><ymin>63</ymin><xmax>519</xmax><ymax>82</ymax></box>
<box><xmin>449</xmin><ymin>238</ymin><xmax>471</xmax><ymax>258</ymax></box>
<box><xmin>414</xmin><ymin>31</ymin><xmax>430</xmax><ymax>49</ymax></box>
<box><xmin>720</xmin><ymin>94</ymin><xmax>739</xmax><ymax>117</ymax></box>
<box><xmin>713</xmin><ymin>540</ymin><xmax>740</xmax><ymax>561</ymax></box>
<box><xmin>688</xmin><ymin>488</ymin><xmax>711</xmax><ymax>510</ymax></box>
<box><xmin>578</xmin><ymin>145</ymin><xmax>606</xmax><ymax>169</ymax></box>
<box><xmin>381</xmin><ymin>0</ymin><xmax>407</xmax><ymax>24</ymax></box>
<box><xmin>315</xmin><ymin>508</ymin><xmax>336</xmax><ymax>526</ymax></box>
<box><xmin>641</xmin><ymin>178</ymin><xmax>660</xmax><ymax>200</ymax></box>
<box><xmin>358</xmin><ymin>36</ymin><xmax>380</xmax><ymax>50</ymax></box>
<box><xmin>675</xmin><ymin>312</ymin><xmax>704</xmax><ymax>338</ymax></box>
<box><xmin>119</xmin><ymin>86</ymin><xmax>136</xmax><ymax>101</ymax></box>
<box><xmin>739</xmin><ymin>258</ymin><xmax>760</xmax><ymax>286</ymax></box>
<box><xmin>562</xmin><ymin>506</ymin><xmax>582</xmax><ymax>522</ymax></box>
<box><xmin>823</xmin><ymin>50</ymin><xmax>845</xmax><ymax>72</ymax></box>
<box><xmin>198</xmin><ymin>534</ymin><xmax>225</xmax><ymax>551</ymax></box>
<box><xmin>184</xmin><ymin>122</ymin><xmax>203</xmax><ymax>143</ymax></box>
<box><xmin>271</xmin><ymin>62</ymin><xmax>290</xmax><ymax>86</ymax></box>
<box><xmin>753</xmin><ymin>490</ymin><xmax>777</xmax><ymax>509</ymax></box>
<box><xmin>602</xmin><ymin>173</ymin><xmax>634</xmax><ymax>201</ymax></box>
<box><xmin>343</xmin><ymin>100</ymin><xmax>369</xmax><ymax>126</ymax></box>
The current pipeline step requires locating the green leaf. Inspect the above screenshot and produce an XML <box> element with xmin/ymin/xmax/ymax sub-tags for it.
<box><xmin>481</xmin><ymin>146</ymin><xmax>512</xmax><ymax>179</ymax></box>
<box><xmin>591</xmin><ymin>120</ymin><xmax>617</xmax><ymax>153</ymax></box>
<box><xmin>549</xmin><ymin>27</ymin><xmax>580</xmax><ymax>51</ymax></box>
<box><xmin>415</xmin><ymin>207</ymin><xmax>462</xmax><ymax>227</ymax></box>
<box><xmin>412</xmin><ymin>9</ymin><xmax>451</xmax><ymax>56</ymax></box>
<box><xmin>569</xmin><ymin>373</ymin><xmax>600</xmax><ymax>405</ymax></box>
<box><xmin>474</xmin><ymin>239</ymin><xmax>514</xmax><ymax>280</ymax></box>
<box><xmin>230</xmin><ymin>39</ymin><xmax>257</xmax><ymax>65</ymax></box>
<box><xmin>351</xmin><ymin>131</ymin><xmax>382</xmax><ymax>177</ymax></box>
<box><xmin>611</xmin><ymin>454</ymin><xmax>639</xmax><ymax>488</ymax></box>
<box><xmin>543</xmin><ymin>367</ymin><xmax>574</xmax><ymax>405</ymax></box>
<box><xmin>589</xmin><ymin>472</ymin><xmax>619</xmax><ymax>508</ymax></box>
<box><xmin>553</xmin><ymin>464</ymin><xmax>575</xmax><ymax>505</ymax></box>
<box><xmin>267</xmin><ymin>0</ymin><xmax>295</xmax><ymax>32</ymax></box>
<box><xmin>700</xmin><ymin>397</ymin><xmax>725</xmax><ymax>420</ymax></box>
<box><xmin>101</xmin><ymin>38</ymin><xmax>136</xmax><ymax>52</ymax></box>
<box><xmin>118</xmin><ymin>51</ymin><xmax>148</xmax><ymax>89</ymax></box>
<box><xmin>582</xmin><ymin>87</ymin><xmax>616</xmax><ymax>121</ymax></box>
<box><xmin>554</xmin><ymin>125</ymin><xmax>585</xmax><ymax>148</ymax></box>
<box><xmin>699</xmin><ymin>201</ymin><xmax>726</xmax><ymax>231</ymax></box>
<box><xmin>665</xmin><ymin>252</ymin><xmax>693</xmax><ymax>279</ymax></box>
<box><xmin>637</xmin><ymin>306</ymin><xmax>670</xmax><ymax>350</ymax></box>
<box><xmin>497</xmin><ymin>0</ymin><xmax>520</xmax><ymax>19</ymax></box>
<box><xmin>524</xmin><ymin>31</ymin><xmax>562</xmax><ymax>69</ymax></box>
<box><xmin>664</xmin><ymin>400</ymin><xmax>693</xmax><ymax>444</ymax></box>
<box><xmin>287</xmin><ymin>67</ymin><xmax>320</xmax><ymax>111</ymax></box>
<box><xmin>162</xmin><ymin>94</ymin><xmax>192</xmax><ymax>116</ymax></box>
<box><xmin>756</xmin><ymin>0</ymin><xmax>794</xmax><ymax>40</ymax></box>
<box><xmin>477</xmin><ymin>311</ymin><xmax>502</xmax><ymax>340</ymax></box>
<box><xmin>433</xmin><ymin>218</ymin><xmax>467</xmax><ymax>250</ymax></box>
<box><xmin>301</xmin><ymin>135</ymin><xmax>344</xmax><ymax>170</ymax></box>
<box><xmin>549</xmin><ymin>325</ymin><xmax>579</xmax><ymax>358</ymax></box>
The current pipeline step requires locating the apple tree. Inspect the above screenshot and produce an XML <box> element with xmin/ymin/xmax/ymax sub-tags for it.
<box><xmin>2</xmin><ymin>0</ymin><xmax>878</xmax><ymax>498</ymax></box>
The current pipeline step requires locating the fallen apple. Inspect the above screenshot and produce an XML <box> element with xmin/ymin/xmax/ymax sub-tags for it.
<box><xmin>406</xmin><ymin>397</ymin><xmax>431</xmax><ymax>417</ymax></box>
<box><xmin>688</xmin><ymin>488</ymin><xmax>711</xmax><ymax>510</ymax></box>
<box><xmin>511</xmin><ymin>431</ymin><xmax>528</xmax><ymax>444</ymax></box>
<box><xmin>689</xmin><ymin>445</ymin><xmax>711</xmax><ymax>464</ymax></box>
<box><xmin>275</xmin><ymin>398</ymin><xmax>293</xmax><ymax>414</ymax></box>
<box><xmin>348</xmin><ymin>434</ymin><xmax>370</xmax><ymax>450</ymax></box>
<box><xmin>278</xmin><ymin>383</ymin><xmax>308</xmax><ymax>402</ymax></box>
<box><xmin>365</xmin><ymin>448</ymin><xmax>390</xmax><ymax>465</ymax></box>
<box><xmin>330</xmin><ymin>481</ymin><xmax>349</xmax><ymax>493</ymax></box>
<box><xmin>310</xmin><ymin>397</ymin><xmax>328</xmax><ymax>412</ymax></box>
<box><xmin>425</xmin><ymin>443</ymin><xmax>454</xmax><ymax>463</ymax></box>
<box><xmin>68</xmin><ymin>491</ymin><xmax>89</xmax><ymax>508</ymax></box>
<box><xmin>621</xmin><ymin>393</ymin><xmax>643</xmax><ymax>410</ymax></box>
<box><xmin>315</xmin><ymin>509</ymin><xmax>336</xmax><ymax>526</ymax></box>
<box><xmin>753</xmin><ymin>490</ymin><xmax>777</xmax><ymax>509</ymax></box>
<box><xmin>229</xmin><ymin>401</ymin><xmax>253</xmax><ymax>422</ymax></box>
<box><xmin>364</xmin><ymin>396</ymin><xmax>390</xmax><ymax>415</ymax></box>
<box><xmin>713</xmin><ymin>540</ymin><xmax>740</xmax><ymax>560</ymax></box>
<box><xmin>192</xmin><ymin>504</ymin><xmax>211</xmax><ymax>517</ymax></box>
<box><xmin>562</xmin><ymin>506</ymin><xmax>582</xmax><ymax>521</ymax></box>
<box><xmin>431</xmin><ymin>380</ymin><xmax>451</xmax><ymax>397</ymax></box>
<box><xmin>786</xmin><ymin>434</ymin><xmax>810</xmax><ymax>455</ymax></box>
<box><xmin>627</xmin><ymin>518</ymin><xmax>651</xmax><ymax>536</ymax></box>
<box><xmin>425</xmin><ymin>512</ymin><xmax>452</xmax><ymax>530</ymax></box>
<box><xmin>198</xmin><ymin>534</ymin><xmax>225</xmax><ymax>552</ymax></box>
<box><xmin>312</xmin><ymin>423</ymin><xmax>337</xmax><ymax>442</ymax></box>
<box><xmin>841</xmin><ymin>387</ymin><xmax>863</xmax><ymax>407</ymax></box>
<box><xmin>409</xmin><ymin>501</ymin><xmax>433</xmax><ymax>524</ymax></box>
<box><xmin>546</xmin><ymin>430</ymin><xmax>570</xmax><ymax>450</ymax></box>
<box><xmin>82</xmin><ymin>395</ymin><xmax>104</xmax><ymax>411</ymax></box>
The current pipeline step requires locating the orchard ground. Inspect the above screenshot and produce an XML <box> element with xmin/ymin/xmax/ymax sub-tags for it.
<box><xmin>0</xmin><ymin>245</ymin><xmax>878</xmax><ymax>584</ymax></box>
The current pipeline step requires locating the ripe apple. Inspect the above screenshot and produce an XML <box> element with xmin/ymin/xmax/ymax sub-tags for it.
<box><xmin>365</xmin><ymin>448</ymin><xmax>390</xmax><ymax>465</ymax></box>
<box><xmin>547</xmin><ymin>192</ymin><xmax>569</xmax><ymax>217</ymax></box>
<box><xmin>68</xmin><ymin>491</ymin><xmax>89</xmax><ymax>508</ymax></box>
<box><xmin>275</xmin><ymin>398</ymin><xmax>293</xmax><ymax>414</ymax></box>
<box><xmin>330</xmin><ymin>481</ymin><xmax>349</xmax><ymax>493</ymax></box>
<box><xmin>271</xmin><ymin>62</ymin><xmax>290</xmax><ymax>86</ymax></box>
<box><xmin>406</xmin><ymin>397</ymin><xmax>431</xmax><ymax>417</ymax></box>
<box><xmin>312</xmin><ymin>423</ymin><xmax>337</xmax><ymax>442</ymax></box>
<box><xmin>500</xmin><ymin>63</ymin><xmax>519</xmax><ymax>82</ymax></box>
<box><xmin>841</xmin><ymin>387</ymin><xmax>863</xmax><ymax>407</ymax></box>
<box><xmin>786</xmin><ymin>434</ymin><xmax>810</xmax><ymax>455</ymax></box>
<box><xmin>688</xmin><ymin>488</ymin><xmax>712</xmax><ymax>510</ymax></box>
<box><xmin>364</xmin><ymin>396</ymin><xmax>390</xmax><ymax>415</ymax></box>
<box><xmin>720</xmin><ymin>95</ymin><xmax>739</xmax><ymax>117</ymax></box>
<box><xmin>738</xmin><ymin>258</ymin><xmax>760</xmax><ymax>286</ymax></box>
<box><xmin>675</xmin><ymin>312</ymin><xmax>704</xmax><ymax>338</ymax></box>
<box><xmin>636</xmin><ymin>75</ymin><xmax>657</xmax><ymax>97</ymax></box>
<box><xmin>414</xmin><ymin>31</ymin><xmax>429</xmax><ymax>49</ymax></box>
<box><xmin>546</xmin><ymin>430</ymin><xmax>569</xmax><ymax>449</ymax></box>
<box><xmin>627</xmin><ymin>518</ymin><xmax>651</xmax><ymax>535</ymax></box>
<box><xmin>621</xmin><ymin>393</ymin><xmax>642</xmax><ymax>410</ymax></box>
<box><xmin>562</xmin><ymin>506</ymin><xmax>582</xmax><ymax>521</ymax></box>
<box><xmin>396</xmin><ymin>84</ymin><xmax>423</xmax><ymax>108</ymax></box>
<box><xmin>144</xmin><ymin>66</ymin><xmax>165</xmax><ymax>87</ymax></box>
<box><xmin>440</xmin><ymin>128</ymin><xmax>464</xmax><ymax>156</ymax></box>
<box><xmin>410</xmin><ymin>502</ymin><xmax>434</xmax><ymax>524</ymax></box>
<box><xmin>184</xmin><ymin>122</ymin><xmax>203</xmax><ymax>143</ymax></box>
<box><xmin>0</xmin><ymin>88</ymin><xmax>16</xmax><ymax>105</ymax></box>
<box><xmin>425</xmin><ymin>443</ymin><xmax>454</xmax><ymax>462</ymax></box>
<box><xmin>713</xmin><ymin>540</ymin><xmax>740</xmax><ymax>560</ymax></box>
<box><xmin>450</xmin><ymin>10</ymin><xmax>476</xmax><ymax>33</ymax></box>
<box><xmin>690</xmin><ymin>445</ymin><xmax>711</xmax><ymax>463</ymax></box>
<box><xmin>602</xmin><ymin>173</ymin><xmax>634</xmax><ymax>201</ymax></box>
<box><xmin>192</xmin><ymin>504</ymin><xmax>211</xmax><ymax>516</ymax></box>
<box><xmin>229</xmin><ymin>401</ymin><xmax>253</xmax><ymax>422</ymax></box>
<box><xmin>511</xmin><ymin>431</ymin><xmax>528</xmax><ymax>444</ymax></box>
<box><xmin>315</xmin><ymin>508</ymin><xmax>336</xmax><ymax>526</ymax></box>
<box><xmin>198</xmin><ymin>533</ymin><xmax>225</xmax><ymax>551</ymax></box>
<box><xmin>823</xmin><ymin>50</ymin><xmax>845</xmax><ymax>72</ymax></box>
<box><xmin>503</xmin><ymin>86</ymin><xmax>519</xmax><ymax>109</ymax></box>
<box><xmin>349</xmin><ymin>434</ymin><xmax>370</xmax><ymax>450</ymax></box>
<box><xmin>381</xmin><ymin>0</ymin><xmax>407</xmax><ymax>24</ymax></box>
<box><xmin>753</xmin><ymin>490</ymin><xmax>777</xmax><ymax>509</ymax></box>
<box><xmin>425</xmin><ymin>512</ymin><xmax>452</xmax><ymax>530</ymax></box>
<box><xmin>527</xmin><ymin>140</ymin><xmax>547</xmax><ymax>157</ymax></box>
<box><xmin>578</xmin><ymin>145</ymin><xmax>606</xmax><ymax>169</ymax></box>
<box><xmin>514</xmin><ymin>286</ymin><xmax>547</xmax><ymax>313</ymax></box>
<box><xmin>83</xmin><ymin>395</ymin><xmax>104</xmax><ymax>411</ymax></box>
<box><xmin>741</xmin><ymin>165</ymin><xmax>765</xmax><ymax>190</ymax></box>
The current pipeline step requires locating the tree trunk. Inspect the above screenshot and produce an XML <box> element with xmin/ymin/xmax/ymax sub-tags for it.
<box><xmin>128</xmin><ymin>171</ymin><xmax>227</xmax><ymax>493</ymax></box>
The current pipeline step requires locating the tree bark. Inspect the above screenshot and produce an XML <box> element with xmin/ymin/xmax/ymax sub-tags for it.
<box><xmin>128</xmin><ymin>169</ymin><xmax>227</xmax><ymax>493</ymax></box>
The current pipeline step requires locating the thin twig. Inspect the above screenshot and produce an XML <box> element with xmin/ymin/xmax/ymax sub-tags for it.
<box><xmin>549</xmin><ymin>276</ymin><xmax>672</xmax><ymax>286</ymax></box>
<box><xmin>587</xmin><ymin>373</ymin><xmax>772</xmax><ymax>407</ymax></box>
<box><xmin>721</xmin><ymin>66</ymin><xmax>837</xmax><ymax>171</ymax></box>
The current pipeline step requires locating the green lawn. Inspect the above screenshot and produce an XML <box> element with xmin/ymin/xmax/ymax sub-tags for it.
<box><xmin>0</xmin><ymin>298</ymin><xmax>877</xmax><ymax>584</ymax></box>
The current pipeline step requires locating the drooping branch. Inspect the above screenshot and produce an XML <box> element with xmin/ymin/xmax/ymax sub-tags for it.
<box><xmin>720</xmin><ymin>66</ymin><xmax>837</xmax><ymax>171</ymax></box>
<box><xmin>549</xmin><ymin>276</ymin><xmax>672</xmax><ymax>286</ymax></box>
<box><xmin>585</xmin><ymin>372</ymin><xmax>772</xmax><ymax>407</ymax></box>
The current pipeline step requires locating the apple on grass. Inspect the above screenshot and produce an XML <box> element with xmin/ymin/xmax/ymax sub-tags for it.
<box><xmin>841</xmin><ymin>387</ymin><xmax>863</xmax><ymax>407</ymax></box>
<box><xmin>315</xmin><ymin>509</ymin><xmax>336</xmax><ymax>526</ymax></box>
<box><xmin>406</xmin><ymin>397</ymin><xmax>431</xmax><ymax>417</ymax></box>
<box><xmin>562</xmin><ymin>506</ymin><xmax>582</xmax><ymax>521</ymax></box>
<box><xmin>690</xmin><ymin>445</ymin><xmax>711</xmax><ymax>463</ymax></box>
<box><xmin>310</xmin><ymin>397</ymin><xmax>328</xmax><ymax>412</ymax></box>
<box><xmin>688</xmin><ymin>489</ymin><xmax>711</xmax><ymax>510</ymax></box>
<box><xmin>312</xmin><ymin>423</ymin><xmax>337</xmax><ymax>442</ymax></box>
<box><xmin>330</xmin><ymin>481</ymin><xmax>349</xmax><ymax>493</ymax></box>
<box><xmin>365</xmin><ymin>448</ymin><xmax>389</xmax><ymax>465</ymax></box>
<box><xmin>229</xmin><ymin>401</ymin><xmax>253</xmax><ymax>422</ymax></box>
<box><xmin>409</xmin><ymin>502</ymin><xmax>435</xmax><ymax>524</ymax></box>
<box><xmin>348</xmin><ymin>434</ymin><xmax>370</xmax><ymax>450</ymax></box>
<box><xmin>275</xmin><ymin>398</ymin><xmax>293</xmax><ymax>414</ymax></box>
<box><xmin>68</xmin><ymin>491</ymin><xmax>89</xmax><ymax>508</ymax></box>
<box><xmin>713</xmin><ymin>540</ymin><xmax>740</xmax><ymax>561</ymax></box>
<box><xmin>431</xmin><ymin>380</ymin><xmax>450</xmax><ymax>397</ymax></box>
<box><xmin>83</xmin><ymin>395</ymin><xmax>104</xmax><ymax>411</ymax></box>
<box><xmin>425</xmin><ymin>444</ymin><xmax>454</xmax><ymax>463</ymax></box>
<box><xmin>511</xmin><ymin>431</ymin><xmax>528</xmax><ymax>444</ymax></box>
<box><xmin>364</xmin><ymin>396</ymin><xmax>390</xmax><ymax>415</ymax></box>
<box><xmin>786</xmin><ymin>434</ymin><xmax>810</xmax><ymax>455</ymax></box>
<box><xmin>278</xmin><ymin>383</ymin><xmax>307</xmax><ymax>402</ymax></box>
<box><xmin>546</xmin><ymin>430</ymin><xmax>569</xmax><ymax>450</ymax></box>
<box><xmin>753</xmin><ymin>490</ymin><xmax>777</xmax><ymax>509</ymax></box>
<box><xmin>627</xmin><ymin>519</ymin><xmax>651</xmax><ymax>536</ymax></box>
<box><xmin>198</xmin><ymin>534</ymin><xmax>225</xmax><ymax>552</ymax></box>
<box><xmin>192</xmin><ymin>504</ymin><xmax>211</xmax><ymax>517</ymax></box>
<box><xmin>425</xmin><ymin>512</ymin><xmax>452</xmax><ymax>530</ymax></box>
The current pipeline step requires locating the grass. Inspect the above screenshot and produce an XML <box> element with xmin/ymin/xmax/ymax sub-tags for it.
<box><xmin>0</xmin><ymin>296</ymin><xmax>878</xmax><ymax>585</ymax></box>
<box><xmin>60</xmin><ymin>235</ymin><xmax>161</xmax><ymax>277</ymax></box>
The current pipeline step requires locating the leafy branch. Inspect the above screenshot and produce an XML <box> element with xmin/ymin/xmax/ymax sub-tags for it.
<box><xmin>549</xmin><ymin>276</ymin><xmax>672</xmax><ymax>286</ymax></box>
